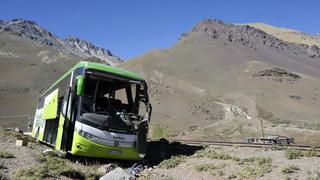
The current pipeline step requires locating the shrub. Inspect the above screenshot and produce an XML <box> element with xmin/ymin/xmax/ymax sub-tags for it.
<box><xmin>282</xmin><ymin>165</ymin><xmax>300</xmax><ymax>174</ymax></box>
<box><xmin>305</xmin><ymin>150</ymin><xmax>320</xmax><ymax>157</ymax></box>
<box><xmin>13</xmin><ymin>155</ymin><xmax>86</xmax><ymax>180</ymax></box>
<box><xmin>307</xmin><ymin>170</ymin><xmax>320</xmax><ymax>180</ymax></box>
<box><xmin>0</xmin><ymin>171</ymin><xmax>6</xmax><ymax>180</ymax></box>
<box><xmin>284</xmin><ymin>149</ymin><xmax>304</xmax><ymax>160</ymax></box>
<box><xmin>159</xmin><ymin>155</ymin><xmax>187</xmax><ymax>169</ymax></box>
<box><xmin>0</xmin><ymin>151</ymin><xmax>14</xmax><ymax>158</ymax></box>
<box><xmin>237</xmin><ymin>157</ymin><xmax>272</xmax><ymax>178</ymax></box>
<box><xmin>195</xmin><ymin>163</ymin><xmax>225</xmax><ymax>172</ymax></box>
<box><xmin>195</xmin><ymin>149</ymin><xmax>239</xmax><ymax>161</ymax></box>
<box><xmin>0</xmin><ymin>162</ymin><xmax>6</xmax><ymax>169</ymax></box>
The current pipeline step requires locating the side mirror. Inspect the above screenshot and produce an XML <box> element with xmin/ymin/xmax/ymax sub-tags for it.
<box><xmin>76</xmin><ymin>75</ymin><xmax>84</xmax><ymax>96</ymax></box>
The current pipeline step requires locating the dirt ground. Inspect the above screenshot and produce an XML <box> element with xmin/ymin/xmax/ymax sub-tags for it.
<box><xmin>141</xmin><ymin>146</ymin><xmax>320</xmax><ymax>180</ymax></box>
<box><xmin>1</xmin><ymin>131</ymin><xmax>319</xmax><ymax>180</ymax></box>
<box><xmin>0</xmin><ymin>133</ymin><xmax>47</xmax><ymax>179</ymax></box>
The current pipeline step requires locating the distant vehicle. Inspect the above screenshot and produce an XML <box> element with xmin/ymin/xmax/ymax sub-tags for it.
<box><xmin>244</xmin><ymin>135</ymin><xmax>294</xmax><ymax>145</ymax></box>
<box><xmin>32</xmin><ymin>61</ymin><xmax>152</xmax><ymax>160</ymax></box>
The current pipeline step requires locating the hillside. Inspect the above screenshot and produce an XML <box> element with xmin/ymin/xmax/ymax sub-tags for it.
<box><xmin>0</xmin><ymin>19</ymin><xmax>122</xmax><ymax>130</ymax></box>
<box><xmin>246</xmin><ymin>22</ymin><xmax>320</xmax><ymax>47</ymax></box>
<box><xmin>122</xmin><ymin>19</ymin><xmax>320</xmax><ymax>145</ymax></box>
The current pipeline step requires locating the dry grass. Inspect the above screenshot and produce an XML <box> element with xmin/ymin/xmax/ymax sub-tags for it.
<box><xmin>282</xmin><ymin>165</ymin><xmax>300</xmax><ymax>174</ymax></box>
<box><xmin>159</xmin><ymin>155</ymin><xmax>187</xmax><ymax>169</ymax></box>
<box><xmin>236</xmin><ymin>157</ymin><xmax>272</xmax><ymax>178</ymax></box>
<box><xmin>13</xmin><ymin>154</ymin><xmax>102</xmax><ymax>180</ymax></box>
<box><xmin>195</xmin><ymin>149</ymin><xmax>240</xmax><ymax>161</ymax></box>
<box><xmin>0</xmin><ymin>150</ymin><xmax>15</xmax><ymax>158</ymax></box>
<box><xmin>195</xmin><ymin>163</ymin><xmax>225</xmax><ymax>172</ymax></box>
<box><xmin>284</xmin><ymin>149</ymin><xmax>320</xmax><ymax>160</ymax></box>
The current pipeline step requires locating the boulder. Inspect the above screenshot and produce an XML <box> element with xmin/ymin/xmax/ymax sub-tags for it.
<box><xmin>99</xmin><ymin>167</ymin><xmax>135</xmax><ymax>180</ymax></box>
<box><xmin>97</xmin><ymin>163</ymin><xmax>116</xmax><ymax>174</ymax></box>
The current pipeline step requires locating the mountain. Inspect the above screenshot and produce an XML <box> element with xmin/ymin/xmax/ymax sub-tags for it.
<box><xmin>246</xmin><ymin>22</ymin><xmax>320</xmax><ymax>48</ymax></box>
<box><xmin>0</xmin><ymin>18</ymin><xmax>122</xmax><ymax>65</ymax></box>
<box><xmin>0</xmin><ymin>19</ymin><xmax>122</xmax><ymax>129</ymax></box>
<box><xmin>64</xmin><ymin>36</ymin><xmax>121</xmax><ymax>66</ymax></box>
<box><xmin>122</xmin><ymin>19</ymin><xmax>320</xmax><ymax>145</ymax></box>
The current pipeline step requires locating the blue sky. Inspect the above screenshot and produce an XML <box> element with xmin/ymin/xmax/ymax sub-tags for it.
<box><xmin>1</xmin><ymin>0</ymin><xmax>319</xmax><ymax>59</ymax></box>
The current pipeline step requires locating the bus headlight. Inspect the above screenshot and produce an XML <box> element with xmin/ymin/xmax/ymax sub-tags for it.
<box><xmin>78</xmin><ymin>129</ymin><xmax>98</xmax><ymax>140</ymax></box>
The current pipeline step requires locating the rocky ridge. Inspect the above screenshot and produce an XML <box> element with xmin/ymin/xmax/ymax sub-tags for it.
<box><xmin>181</xmin><ymin>19</ymin><xmax>320</xmax><ymax>59</ymax></box>
<box><xmin>0</xmin><ymin>18</ymin><xmax>122</xmax><ymax>65</ymax></box>
<box><xmin>246</xmin><ymin>23</ymin><xmax>320</xmax><ymax>48</ymax></box>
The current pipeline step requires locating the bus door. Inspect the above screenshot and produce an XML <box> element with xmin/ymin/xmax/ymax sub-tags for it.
<box><xmin>42</xmin><ymin>89</ymin><xmax>59</xmax><ymax>145</ymax></box>
<box><xmin>55</xmin><ymin>88</ymin><xmax>71</xmax><ymax>150</ymax></box>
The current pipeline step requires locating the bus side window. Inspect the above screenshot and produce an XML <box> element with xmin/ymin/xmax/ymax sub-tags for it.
<box><xmin>60</xmin><ymin>88</ymin><xmax>70</xmax><ymax>117</ymax></box>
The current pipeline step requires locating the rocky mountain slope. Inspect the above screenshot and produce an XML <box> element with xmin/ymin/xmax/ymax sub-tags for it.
<box><xmin>0</xmin><ymin>19</ymin><xmax>122</xmax><ymax>65</ymax></box>
<box><xmin>122</xmin><ymin>19</ymin><xmax>320</xmax><ymax>144</ymax></box>
<box><xmin>246</xmin><ymin>22</ymin><xmax>320</xmax><ymax>48</ymax></box>
<box><xmin>0</xmin><ymin>19</ymin><xmax>122</xmax><ymax>129</ymax></box>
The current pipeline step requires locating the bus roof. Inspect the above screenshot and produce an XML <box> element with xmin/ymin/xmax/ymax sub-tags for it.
<box><xmin>76</xmin><ymin>61</ymin><xmax>144</xmax><ymax>81</ymax></box>
<box><xmin>41</xmin><ymin>61</ymin><xmax>145</xmax><ymax>96</ymax></box>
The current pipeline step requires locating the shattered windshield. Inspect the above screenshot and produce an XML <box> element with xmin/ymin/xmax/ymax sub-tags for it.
<box><xmin>79</xmin><ymin>73</ymin><xmax>148</xmax><ymax>131</ymax></box>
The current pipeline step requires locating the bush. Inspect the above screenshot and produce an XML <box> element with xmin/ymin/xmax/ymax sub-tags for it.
<box><xmin>0</xmin><ymin>151</ymin><xmax>14</xmax><ymax>158</ymax></box>
<box><xmin>284</xmin><ymin>149</ymin><xmax>304</xmax><ymax>160</ymax></box>
<box><xmin>0</xmin><ymin>171</ymin><xmax>6</xmax><ymax>180</ymax></box>
<box><xmin>13</xmin><ymin>155</ymin><xmax>86</xmax><ymax>180</ymax></box>
<box><xmin>0</xmin><ymin>161</ymin><xmax>6</xmax><ymax>169</ymax></box>
<box><xmin>159</xmin><ymin>155</ymin><xmax>187</xmax><ymax>169</ymax></box>
<box><xmin>237</xmin><ymin>157</ymin><xmax>272</xmax><ymax>178</ymax></box>
<box><xmin>195</xmin><ymin>149</ymin><xmax>239</xmax><ymax>161</ymax></box>
<box><xmin>305</xmin><ymin>150</ymin><xmax>320</xmax><ymax>157</ymax></box>
<box><xmin>282</xmin><ymin>165</ymin><xmax>300</xmax><ymax>174</ymax></box>
<box><xmin>307</xmin><ymin>170</ymin><xmax>320</xmax><ymax>180</ymax></box>
<box><xmin>195</xmin><ymin>163</ymin><xmax>225</xmax><ymax>172</ymax></box>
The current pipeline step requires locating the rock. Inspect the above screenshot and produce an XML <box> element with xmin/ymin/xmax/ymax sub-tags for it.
<box><xmin>190</xmin><ymin>19</ymin><xmax>320</xmax><ymax>58</ymax></box>
<box><xmin>14</xmin><ymin>127</ymin><xmax>23</xmax><ymax>134</ymax></box>
<box><xmin>42</xmin><ymin>149</ymin><xmax>58</xmax><ymax>157</ymax></box>
<box><xmin>253</xmin><ymin>67</ymin><xmax>301</xmax><ymax>83</ymax></box>
<box><xmin>15</xmin><ymin>138</ymin><xmax>28</xmax><ymax>146</ymax></box>
<box><xmin>97</xmin><ymin>163</ymin><xmax>116</xmax><ymax>174</ymax></box>
<box><xmin>99</xmin><ymin>167</ymin><xmax>135</xmax><ymax>180</ymax></box>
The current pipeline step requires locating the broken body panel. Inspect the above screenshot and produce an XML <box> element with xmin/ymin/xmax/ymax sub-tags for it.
<box><xmin>32</xmin><ymin>61</ymin><xmax>152</xmax><ymax>160</ymax></box>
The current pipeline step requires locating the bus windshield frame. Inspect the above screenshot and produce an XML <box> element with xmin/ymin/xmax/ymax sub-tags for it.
<box><xmin>77</xmin><ymin>69</ymin><xmax>150</xmax><ymax>133</ymax></box>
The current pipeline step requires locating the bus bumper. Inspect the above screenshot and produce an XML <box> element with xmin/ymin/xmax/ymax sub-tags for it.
<box><xmin>70</xmin><ymin>132</ymin><xmax>142</xmax><ymax>160</ymax></box>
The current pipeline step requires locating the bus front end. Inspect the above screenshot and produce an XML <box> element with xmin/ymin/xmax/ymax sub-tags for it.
<box><xmin>71</xmin><ymin>67</ymin><xmax>152</xmax><ymax>160</ymax></box>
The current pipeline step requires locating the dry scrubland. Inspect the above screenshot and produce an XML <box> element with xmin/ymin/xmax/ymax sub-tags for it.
<box><xmin>1</xmin><ymin>129</ymin><xmax>320</xmax><ymax>180</ymax></box>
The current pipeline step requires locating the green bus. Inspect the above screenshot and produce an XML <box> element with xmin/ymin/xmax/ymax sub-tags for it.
<box><xmin>32</xmin><ymin>61</ymin><xmax>152</xmax><ymax>160</ymax></box>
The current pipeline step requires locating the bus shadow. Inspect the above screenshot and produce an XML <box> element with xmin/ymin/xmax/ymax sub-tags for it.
<box><xmin>144</xmin><ymin>139</ymin><xmax>204</xmax><ymax>167</ymax></box>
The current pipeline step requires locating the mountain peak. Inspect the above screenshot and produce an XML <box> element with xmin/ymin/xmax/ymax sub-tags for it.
<box><xmin>247</xmin><ymin>22</ymin><xmax>320</xmax><ymax>48</ymax></box>
<box><xmin>64</xmin><ymin>36</ymin><xmax>121</xmax><ymax>66</ymax></box>
<box><xmin>0</xmin><ymin>18</ymin><xmax>59</xmax><ymax>47</ymax></box>
<box><xmin>0</xmin><ymin>18</ymin><xmax>123</xmax><ymax>65</ymax></box>
<box><xmin>181</xmin><ymin>19</ymin><xmax>320</xmax><ymax>59</ymax></box>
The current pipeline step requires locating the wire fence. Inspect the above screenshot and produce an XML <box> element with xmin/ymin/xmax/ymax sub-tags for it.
<box><xmin>0</xmin><ymin>114</ymin><xmax>32</xmax><ymax>131</ymax></box>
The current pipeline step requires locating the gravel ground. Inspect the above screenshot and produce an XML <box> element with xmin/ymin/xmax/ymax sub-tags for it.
<box><xmin>1</xmin><ymin>132</ymin><xmax>319</xmax><ymax>180</ymax></box>
<box><xmin>140</xmin><ymin>146</ymin><xmax>320</xmax><ymax>180</ymax></box>
<box><xmin>0</xmin><ymin>133</ymin><xmax>46</xmax><ymax>179</ymax></box>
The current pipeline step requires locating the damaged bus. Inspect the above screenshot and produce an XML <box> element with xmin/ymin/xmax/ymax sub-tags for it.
<box><xmin>32</xmin><ymin>61</ymin><xmax>152</xmax><ymax>160</ymax></box>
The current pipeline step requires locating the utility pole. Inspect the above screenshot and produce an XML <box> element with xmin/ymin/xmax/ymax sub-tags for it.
<box><xmin>260</xmin><ymin>118</ymin><xmax>265</xmax><ymax>143</ymax></box>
